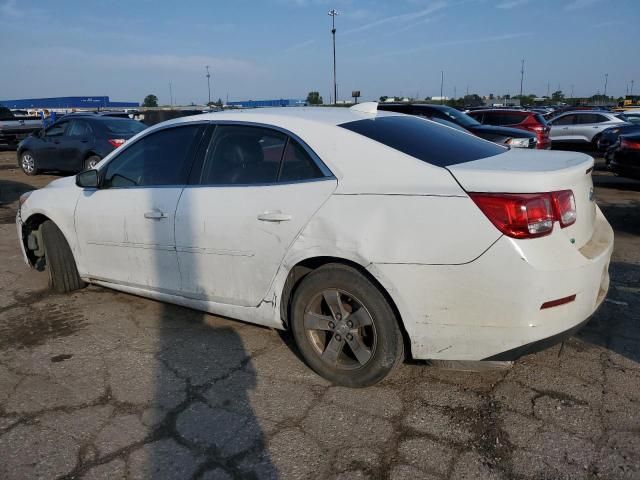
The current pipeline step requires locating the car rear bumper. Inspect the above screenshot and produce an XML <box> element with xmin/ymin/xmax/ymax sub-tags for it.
<box><xmin>369</xmin><ymin>206</ymin><xmax>613</xmax><ymax>361</ymax></box>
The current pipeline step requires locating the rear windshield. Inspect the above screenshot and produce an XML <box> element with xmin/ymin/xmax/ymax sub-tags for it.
<box><xmin>339</xmin><ymin>115</ymin><xmax>506</xmax><ymax>167</ymax></box>
<box><xmin>101</xmin><ymin>118</ymin><xmax>147</xmax><ymax>135</ymax></box>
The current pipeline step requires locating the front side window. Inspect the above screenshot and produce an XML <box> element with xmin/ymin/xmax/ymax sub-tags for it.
<box><xmin>103</xmin><ymin>125</ymin><xmax>203</xmax><ymax>188</ymax></box>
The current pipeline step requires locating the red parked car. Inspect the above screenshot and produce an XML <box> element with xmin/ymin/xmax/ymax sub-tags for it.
<box><xmin>466</xmin><ymin>109</ymin><xmax>551</xmax><ymax>149</ymax></box>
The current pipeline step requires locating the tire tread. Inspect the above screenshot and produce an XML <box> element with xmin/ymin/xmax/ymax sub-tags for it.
<box><xmin>41</xmin><ymin>221</ymin><xmax>85</xmax><ymax>293</ymax></box>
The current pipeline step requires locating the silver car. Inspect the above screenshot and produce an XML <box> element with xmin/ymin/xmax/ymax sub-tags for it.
<box><xmin>548</xmin><ymin>111</ymin><xmax>628</xmax><ymax>145</ymax></box>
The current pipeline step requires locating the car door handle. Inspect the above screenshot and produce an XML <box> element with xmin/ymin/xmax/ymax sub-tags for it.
<box><xmin>257</xmin><ymin>212</ymin><xmax>292</xmax><ymax>222</ymax></box>
<box><xmin>144</xmin><ymin>210</ymin><xmax>167</xmax><ymax>219</ymax></box>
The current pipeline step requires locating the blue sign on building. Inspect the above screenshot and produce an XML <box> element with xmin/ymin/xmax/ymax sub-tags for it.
<box><xmin>226</xmin><ymin>99</ymin><xmax>305</xmax><ymax>108</ymax></box>
<box><xmin>0</xmin><ymin>96</ymin><xmax>139</xmax><ymax>109</ymax></box>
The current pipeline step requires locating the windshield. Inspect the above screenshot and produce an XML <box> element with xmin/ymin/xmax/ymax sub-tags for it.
<box><xmin>340</xmin><ymin>115</ymin><xmax>505</xmax><ymax>167</ymax></box>
<box><xmin>438</xmin><ymin>106</ymin><xmax>481</xmax><ymax>128</ymax></box>
<box><xmin>101</xmin><ymin>118</ymin><xmax>147</xmax><ymax>136</ymax></box>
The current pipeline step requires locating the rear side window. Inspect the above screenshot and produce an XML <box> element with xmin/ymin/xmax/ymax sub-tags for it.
<box><xmin>198</xmin><ymin>125</ymin><xmax>325</xmax><ymax>185</ymax></box>
<box><xmin>340</xmin><ymin>115</ymin><xmax>505</xmax><ymax>167</ymax></box>
<box><xmin>67</xmin><ymin>120</ymin><xmax>92</xmax><ymax>137</ymax></box>
<box><xmin>279</xmin><ymin>139</ymin><xmax>323</xmax><ymax>182</ymax></box>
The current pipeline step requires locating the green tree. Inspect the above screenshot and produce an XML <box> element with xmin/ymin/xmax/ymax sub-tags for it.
<box><xmin>306</xmin><ymin>91</ymin><xmax>323</xmax><ymax>105</ymax></box>
<box><xmin>142</xmin><ymin>94</ymin><xmax>158</xmax><ymax>107</ymax></box>
<box><xmin>379</xmin><ymin>96</ymin><xmax>389</xmax><ymax>102</ymax></box>
<box><xmin>551</xmin><ymin>90</ymin><xmax>565</xmax><ymax>102</ymax></box>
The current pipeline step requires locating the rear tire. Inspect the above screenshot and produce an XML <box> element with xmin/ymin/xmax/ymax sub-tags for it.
<box><xmin>84</xmin><ymin>155</ymin><xmax>101</xmax><ymax>170</ymax></box>
<box><xmin>290</xmin><ymin>264</ymin><xmax>404</xmax><ymax>387</ymax></box>
<box><xmin>41</xmin><ymin>221</ymin><xmax>86</xmax><ymax>293</ymax></box>
<box><xmin>20</xmin><ymin>150</ymin><xmax>39</xmax><ymax>176</ymax></box>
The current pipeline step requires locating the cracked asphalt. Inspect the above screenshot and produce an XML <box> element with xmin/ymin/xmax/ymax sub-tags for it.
<box><xmin>0</xmin><ymin>149</ymin><xmax>639</xmax><ymax>479</ymax></box>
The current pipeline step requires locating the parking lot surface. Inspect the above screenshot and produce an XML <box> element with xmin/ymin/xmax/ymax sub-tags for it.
<box><xmin>0</xmin><ymin>150</ymin><xmax>639</xmax><ymax>479</ymax></box>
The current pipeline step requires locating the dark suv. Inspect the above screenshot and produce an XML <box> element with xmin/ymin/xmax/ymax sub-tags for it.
<box><xmin>378</xmin><ymin>103</ymin><xmax>536</xmax><ymax>148</ymax></box>
<box><xmin>17</xmin><ymin>115</ymin><xmax>147</xmax><ymax>175</ymax></box>
<box><xmin>466</xmin><ymin>109</ymin><xmax>551</xmax><ymax>149</ymax></box>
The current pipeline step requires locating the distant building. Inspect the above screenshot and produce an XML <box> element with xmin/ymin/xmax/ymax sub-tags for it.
<box><xmin>225</xmin><ymin>98</ymin><xmax>305</xmax><ymax>108</ymax></box>
<box><xmin>430</xmin><ymin>96</ymin><xmax>450</xmax><ymax>102</ymax></box>
<box><xmin>482</xmin><ymin>96</ymin><xmax>521</xmax><ymax>107</ymax></box>
<box><xmin>0</xmin><ymin>96</ymin><xmax>138</xmax><ymax>111</ymax></box>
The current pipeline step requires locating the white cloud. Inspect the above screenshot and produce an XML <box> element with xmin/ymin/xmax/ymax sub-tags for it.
<box><xmin>342</xmin><ymin>1</ymin><xmax>448</xmax><ymax>35</ymax></box>
<box><xmin>496</xmin><ymin>0</ymin><xmax>530</xmax><ymax>9</ymax></box>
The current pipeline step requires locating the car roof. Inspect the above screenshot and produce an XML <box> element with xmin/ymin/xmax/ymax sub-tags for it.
<box><xmin>158</xmin><ymin>106</ymin><xmax>402</xmax><ymax>130</ymax></box>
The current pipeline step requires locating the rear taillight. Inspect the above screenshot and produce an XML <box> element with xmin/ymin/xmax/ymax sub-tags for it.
<box><xmin>551</xmin><ymin>189</ymin><xmax>577</xmax><ymax>227</ymax></box>
<box><xmin>108</xmin><ymin>138</ymin><xmax>126</xmax><ymax>148</ymax></box>
<box><xmin>620</xmin><ymin>137</ymin><xmax>640</xmax><ymax>150</ymax></box>
<box><xmin>469</xmin><ymin>190</ymin><xmax>576</xmax><ymax>239</ymax></box>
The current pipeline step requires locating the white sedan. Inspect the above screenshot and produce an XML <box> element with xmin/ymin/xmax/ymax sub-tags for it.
<box><xmin>16</xmin><ymin>104</ymin><xmax>613</xmax><ymax>387</ymax></box>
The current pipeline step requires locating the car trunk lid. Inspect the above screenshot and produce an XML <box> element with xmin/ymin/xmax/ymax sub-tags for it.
<box><xmin>447</xmin><ymin>149</ymin><xmax>597</xmax><ymax>248</ymax></box>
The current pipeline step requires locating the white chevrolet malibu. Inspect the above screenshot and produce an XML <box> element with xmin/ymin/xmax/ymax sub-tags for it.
<box><xmin>17</xmin><ymin>104</ymin><xmax>613</xmax><ymax>387</ymax></box>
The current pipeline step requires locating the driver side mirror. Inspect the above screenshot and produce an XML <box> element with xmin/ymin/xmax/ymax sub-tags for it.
<box><xmin>76</xmin><ymin>169</ymin><xmax>99</xmax><ymax>188</ymax></box>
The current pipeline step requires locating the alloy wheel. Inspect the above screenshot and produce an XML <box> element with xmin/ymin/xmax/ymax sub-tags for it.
<box><xmin>21</xmin><ymin>153</ymin><xmax>35</xmax><ymax>173</ymax></box>
<box><xmin>303</xmin><ymin>288</ymin><xmax>377</xmax><ymax>370</ymax></box>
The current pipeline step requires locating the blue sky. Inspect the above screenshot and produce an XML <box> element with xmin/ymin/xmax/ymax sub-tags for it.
<box><xmin>1</xmin><ymin>0</ymin><xmax>638</xmax><ymax>105</ymax></box>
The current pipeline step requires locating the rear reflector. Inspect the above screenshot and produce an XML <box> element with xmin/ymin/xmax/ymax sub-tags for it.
<box><xmin>469</xmin><ymin>190</ymin><xmax>576</xmax><ymax>239</ymax></box>
<box><xmin>108</xmin><ymin>138</ymin><xmax>126</xmax><ymax>148</ymax></box>
<box><xmin>540</xmin><ymin>294</ymin><xmax>576</xmax><ymax>310</ymax></box>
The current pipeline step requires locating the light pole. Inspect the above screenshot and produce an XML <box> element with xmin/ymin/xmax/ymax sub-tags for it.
<box><xmin>206</xmin><ymin>66</ymin><xmax>212</xmax><ymax>106</ymax></box>
<box><xmin>519</xmin><ymin>59</ymin><xmax>524</xmax><ymax>98</ymax></box>
<box><xmin>631</xmin><ymin>79</ymin><xmax>635</xmax><ymax>96</ymax></box>
<box><xmin>603</xmin><ymin>73</ymin><xmax>608</xmax><ymax>99</ymax></box>
<box><xmin>440</xmin><ymin>70</ymin><xmax>444</xmax><ymax>105</ymax></box>
<box><xmin>329</xmin><ymin>9</ymin><xmax>338</xmax><ymax>105</ymax></box>
<box><xmin>169</xmin><ymin>82</ymin><xmax>173</xmax><ymax>107</ymax></box>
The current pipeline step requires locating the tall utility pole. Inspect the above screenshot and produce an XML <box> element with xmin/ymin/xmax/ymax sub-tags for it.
<box><xmin>329</xmin><ymin>9</ymin><xmax>338</xmax><ymax>105</ymax></box>
<box><xmin>519</xmin><ymin>59</ymin><xmax>524</xmax><ymax>98</ymax></box>
<box><xmin>453</xmin><ymin>86</ymin><xmax>457</xmax><ymax>100</ymax></box>
<box><xmin>206</xmin><ymin>66</ymin><xmax>212</xmax><ymax>105</ymax></box>
<box><xmin>169</xmin><ymin>82</ymin><xmax>173</xmax><ymax>106</ymax></box>
<box><xmin>630</xmin><ymin>79</ymin><xmax>635</xmax><ymax>96</ymax></box>
<box><xmin>571</xmin><ymin>84</ymin><xmax>575</xmax><ymax>99</ymax></box>
<box><xmin>547</xmin><ymin>82</ymin><xmax>550</xmax><ymax>98</ymax></box>
<box><xmin>603</xmin><ymin>73</ymin><xmax>608</xmax><ymax>99</ymax></box>
<box><xmin>440</xmin><ymin>70</ymin><xmax>444</xmax><ymax>104</ymax></box>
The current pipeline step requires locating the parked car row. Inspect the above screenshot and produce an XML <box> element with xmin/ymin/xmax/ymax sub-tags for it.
<box><xmin>378</xmin><ymin>103</ymin><xmax>538</xmax><ymax>149</ymax></box>
<box><xmin>0</xmin><ymin>106</ymin><xmax>43</xmax><ymax>147</ymax></box>
<box><xmin>16</xmin><ymin>113</ymin><xmax>147</xmax><ymax>175</ymax></box>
